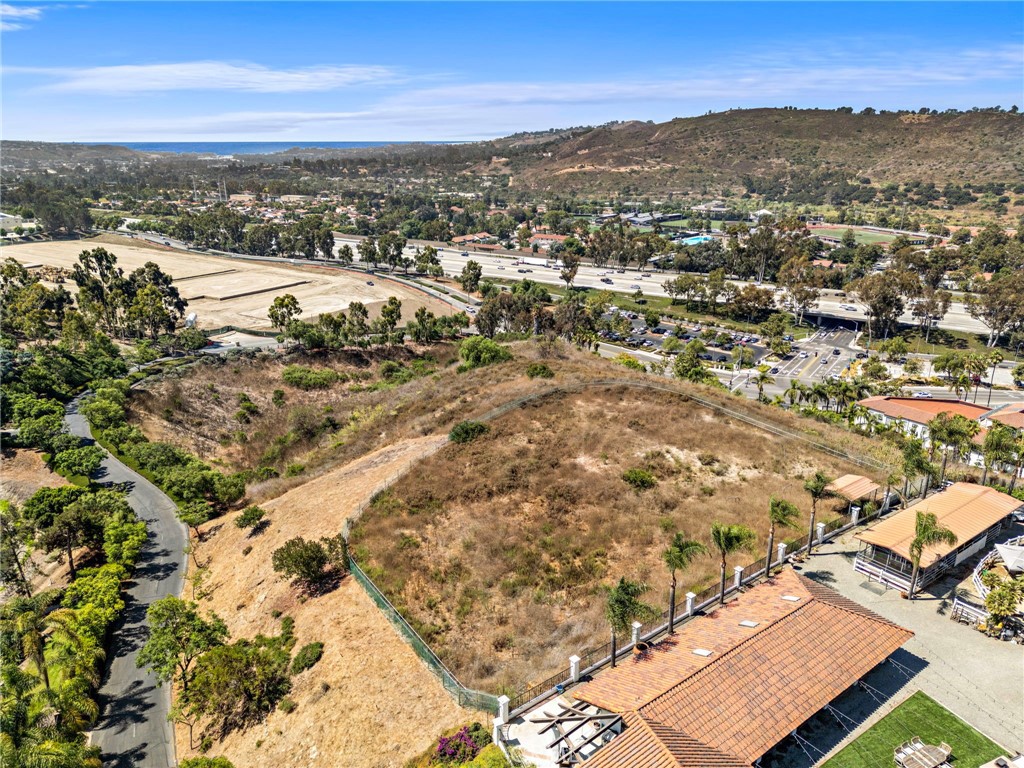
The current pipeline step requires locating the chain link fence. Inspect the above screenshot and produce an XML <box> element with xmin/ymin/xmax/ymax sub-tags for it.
<box><xmin>348</xmin><ymin>558</ymin><xmax>499</xmax><ymax>714</ymax></box>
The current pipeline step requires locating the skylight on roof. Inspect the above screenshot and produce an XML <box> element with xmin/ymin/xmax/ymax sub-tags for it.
<box><xmin>739</xmin><ymin>620</ymin><xmax>760</xmax><ymax>628</ymax></box>
<box><xmin>692</xmin><ymin>648</ymin><xmax>713</xmax><ymax>657</ymax></box>
<box><xmin>781</xmin><ymin>595</ymin><xmax>801</xmax><ymax>602</ymax></box>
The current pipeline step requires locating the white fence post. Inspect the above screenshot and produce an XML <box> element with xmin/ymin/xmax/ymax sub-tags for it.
<box><xmin>631</xmin><ymin>621</ymin><xmax>642</xmax><ymax>645</ymax></box>
<box><xmin>816</xmin><ymin>522</ymin><xmax>826</xmax><ymax>545</ymax></box>
<box><xmin>492</xmin><ymin>717</ymin><xmax>504</xmax><ymax>746</ymax></box>
<box><xmin>498</xmin><ymin>695</ymin><xmax>510</xmax><ymax>723</ymax></box>
<box><xmin>778</xmin><ymin>542</ymin><xmax>787</xmax><ymax>563</ymax></box>
<box><xmin>686</xmin><ymin>591</ymin><xmax>696</xmax><ymax>617</ymax></box>
<box><xmin>734</xmin><ymin>565</ymin><xmax>744</xmax><ymax>588</ymax></box>
<box><xmin>569</xmin><ymin>655</ymin><xmax>581</xmax><ymax>683</ymax></box>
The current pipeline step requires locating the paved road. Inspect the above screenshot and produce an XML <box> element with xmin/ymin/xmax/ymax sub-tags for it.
<box><xmin>67</xmin><ymin>397</ymin><xmax>186</xmax><ymax>768</ymax></box>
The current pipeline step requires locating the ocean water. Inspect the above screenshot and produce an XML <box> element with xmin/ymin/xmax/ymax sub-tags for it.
<box><xmin>110</xmin><ymin>141</ymin><xmax>444</xmax><ymax>156</ymax></box>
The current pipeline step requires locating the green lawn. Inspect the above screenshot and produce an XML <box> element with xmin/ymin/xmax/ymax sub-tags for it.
<box><xmin>864</xmin><ymin>325</ymin><xmax>1018</xmax><ymax>358</ymax></box>
<box><xmin>822</xmin><ymin>692</ymin><xmax>1005</xmax><ymax>768</ymax></box>
<box><xmin>810</xmin><ymin>225</ymin><xmax>894</xmax><ymax>246</ymax></box>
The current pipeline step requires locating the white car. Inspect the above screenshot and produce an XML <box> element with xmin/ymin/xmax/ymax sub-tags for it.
<box><xmin>799</xmin><ymin>352</ymin><xmax>809</xmax><ymax>358</ymax></box>
<box><xmin>912</xmin><ymin>391</ymin><xmax>933</xmax><ymax>399</ymax></box>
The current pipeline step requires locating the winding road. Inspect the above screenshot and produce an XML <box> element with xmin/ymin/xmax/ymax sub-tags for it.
<box><xmin>67</xmin><ymin>396</ymin><xmax>187</xmax><ymax>768</ymax></box>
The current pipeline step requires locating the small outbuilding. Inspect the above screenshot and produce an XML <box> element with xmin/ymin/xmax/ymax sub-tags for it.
<box><xmin>854</xmin><ymin>483</ymin><xmax>1024</xmax><ymax>592</ymax></box>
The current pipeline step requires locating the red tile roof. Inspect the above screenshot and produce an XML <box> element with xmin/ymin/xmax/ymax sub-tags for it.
<box><xmin>988</xmin><ymin>402</ymin><xmax>1024</xmax><ymax>430</ymax></box>
<box><xmin>573</xmin><ymin>569</ymin><xmax>912</xmax><ymax>767</ymax></box>
<box><xmin>859</xmin><ymin>396</ymin><xmax>990</xmax><ymax>424</ymax></box>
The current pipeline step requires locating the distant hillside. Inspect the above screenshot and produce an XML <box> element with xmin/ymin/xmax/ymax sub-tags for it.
<box><xmin>484</xmin><ymin>109</ymin><xmax>1024</xmax><ymax>194</ymax></box>
<box><xmin>4</xmin><ymin>109</ymin><xmax>1022</xmax><ymax>200</ymax></box>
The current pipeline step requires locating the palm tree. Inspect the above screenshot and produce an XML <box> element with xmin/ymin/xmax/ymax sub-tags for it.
<box><xmin>765</xmin><ymin>497</ymin><xmax>800</xmax><ymax>580</ymax></box>
<box><xmin>949</xmin><ymin>371</ymin><xmax>971</xmax><ymax>401</ymax></box>
<box><xmin>901</xmin><ymin>438</ymin><xmax>936</xmax><ymax>504</ymax></box>
<box><xmin>784</xmin><ymin>382</ymin><xmax>806</xmax><ymax>407</ymax></box>
<box><xmin>803</xmin><ymin>471</ymin><xmax>838</xmax><ymax>554</ymax></box>
<box><xmin>908</xmin><ymin>511</ymin><xmax>958</xmax><ymax>599</ymax></box>
<box><xmin>662</xmin><ymin>534</ymin><xmax>708</xmax><ymax>633</ymax></box>
<box><xmin>710</xmin><ymin>523</ymin><xmax>756</xmax><ymax>604</ymax></box>
<box><xmin>926</xmin><ymin>412</ymin><xmax>953</xmax><ymax>462</ymax></box>
<box><xmin>981</xmin><ymin>424</ymin><xmax>1016</xmax><ymax>485</ymax></box>
<box><xmin>752</xmin><ymin>365</ymin><xmax>775</xmax><ymax>402</ymax></box>
<box><xmin>1009</xmin><ymin>432</ymin><xmax>1024</xmax><ymax>493</ymax></box>
<box><xmin>0</xmin><ymin>591</ymin><xmax>83</xmax><ymax>691</ymax></box>
<box><xmin>604</xmin><ymin>578</ymin><xmax>657</xmax><ymax>666</ymax></box>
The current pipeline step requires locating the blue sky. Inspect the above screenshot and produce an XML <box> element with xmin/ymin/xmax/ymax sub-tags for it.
<box><xmin>2</xmin><ymin>1</ymin><xmax>1022</xmax><ymax>142</ymax></box>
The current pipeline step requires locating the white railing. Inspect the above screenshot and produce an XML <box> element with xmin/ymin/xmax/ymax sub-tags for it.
<box><xmin>853</xmin><ymin>556</ymin><xmax>911</xmax><ymax>591</ymax></box>
<box><xmin>971</xmin><ymin>534</ymin><xmax>1024</xmax><ymax>600</ymax></box>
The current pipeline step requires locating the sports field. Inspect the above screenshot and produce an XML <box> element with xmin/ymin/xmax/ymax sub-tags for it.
<box><xmin>809</xmin><ymin>225</ymin><xmax>895</xmax><ymax>246</ymax></box>
<box><xmin>6</xmin><ymin>237</ymin><xmax>454</xmax><ymax>330</ymax></box>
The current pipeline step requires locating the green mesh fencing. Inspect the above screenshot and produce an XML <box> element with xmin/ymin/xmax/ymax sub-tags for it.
<box><xmin>348</xmin><ymin>558</ymin><xmax>498</xmax><ymax>715</ymax></box>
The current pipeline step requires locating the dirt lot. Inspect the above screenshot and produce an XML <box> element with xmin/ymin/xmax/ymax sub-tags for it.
<box><xmin>5</xmin><ymin>236</ymin><xmax>454</xmax><ymax>330</ymax></box>
<box><xmin>177</xmin><ymin>436</ymin><xmax>480</xmax><ymax>767</ymax></box>
<box><xmin>352</xmin><ymin>386</ymin><xmax>875</xmax><ymax>692</ymax></box>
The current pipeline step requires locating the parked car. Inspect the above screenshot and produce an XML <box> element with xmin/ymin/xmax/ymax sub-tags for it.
<box><xmin>770</xmin><ymin>367</ymin><xmax>780</xmax><ymax>374</ymax></box>
<box><xmin>366</xmin><ymin>280</ymin><xmax>374</xmax><ymax>286</ymax></box>
<box><xmin>832</xmin><ymin>348</ymin><xmax>841</xmax><ymax>355</ymax></box>
<box><xmin>855</xmin><ymin>352</ymin><xmax>868</xmax><ymax>359</ymax></box>
<box><xmin>799</xmin><ymin>351</ymin><xmax>810</xmax><ymax>358</ymax></box>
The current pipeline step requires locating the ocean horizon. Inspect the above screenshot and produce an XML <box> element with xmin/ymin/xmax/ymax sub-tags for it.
<box><xmin>102</xmin><ymin>141</ymin><xmax>452</xmax><ymax>156</ymax></box>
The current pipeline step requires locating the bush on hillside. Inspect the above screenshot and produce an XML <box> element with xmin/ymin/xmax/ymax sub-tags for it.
<box><xmin>449</xmin><ymin>421</ymin><xmax>489</xmax><ymax>444</ymax></box>
<box><xmin>290</xmin><ymin>642</ymin><xmax>324</xmax><ymax>674</ymax></box>
<box><xmin>458</xmin><ymin>336</ymin><xmax>512</xmax><ymax>372</ymax></box>
<box><xmin>525</xmin><ymin>362</ymin><xmax>554</xmax><ymax>379</ymax></box>
<box><xmin>281</xmin><ymin>365</ymin><xmax>340</xmax><ymax>390</ymax></box>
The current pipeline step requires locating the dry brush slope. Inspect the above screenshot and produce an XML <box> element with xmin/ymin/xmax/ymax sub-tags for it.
<box><xmin>351</xmin><ymin>384</ymin><xmax>876</xmax><ymax>693</ymax></box>
<box><xmin>178</xmin><ymin>435</ymin><xmax>480</xmax><ymax>768</ymax></box>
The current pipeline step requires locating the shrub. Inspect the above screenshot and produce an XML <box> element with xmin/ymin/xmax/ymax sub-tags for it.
<box><xmin>281</xmin><ymin>365</ymin><xmax>338</xmax><ymax>390</ymax></box>
<box><xmin>290</xmin><ymin>642</ymin><xmax>324</xmax><ymax>674</ymax></box>
<box><xmin>53</xmin><ymin>445</ymin><xmax>105</xmax><ymax>478</ymax></box>
<box><xmin>458</xmin><ymin>336</ymin><xmax>512</xmax><ymax>372</ymax></box>
<box><xmin>435</xmin><ymin>724</ymin><xmax>486</xmax><ymax>764</ymax></box>
<box><xmin>449</xmin><ymin>421</ymin><xmax>489</xmax><ymax>444</ymax></box>
<box><xmin>180</xmin><ymin>758</ymin><xmax>235</xmax><ymax>768</ymax></box>
<box><xmin>272</xmin><ymin>533</ymin><xmax>347</xmax><ymax>591</ymax></box>
<box><xmin>614</xmin><ymin>353</ymin><xmax>646</xmax><ymax>372</ymax></box>
<box><xmin>278</xmin><ymin>698</ymin><xmax>297</xmax><ymax>714</ymax></box>
<box><xmin>622</xmin><ymin>468</ymin><xmax>657</xmax><ymax>491</ymax></box>
<box><xmin>525</xmin><ymin>362</ymin><xmax>554</xmax><ymax>379</ymax></box>
<box><xmin>284</xmin><ymin>463</ymin><xmax>305</xmax><ymax>477</ymax></box>
<box><xmin>235</xmin><ymin>505</ymin><xmax>266</xmax><ymax>531</ymax></box>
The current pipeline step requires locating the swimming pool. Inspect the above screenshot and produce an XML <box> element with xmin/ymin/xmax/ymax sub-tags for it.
<box><xmin>681</xmin><ymin>235</ymin><xmax>715</xmax><ymax>246</ymax></box>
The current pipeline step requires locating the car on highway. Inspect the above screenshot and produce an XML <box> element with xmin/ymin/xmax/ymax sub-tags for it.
<box><xmin>461</xmin><ymin>251</ymin><xmax>469</xmax><ymax>257</ymax></box>
<box><xmin>912</xmin><ymin>392</ymin><xmax>933</xmax><ymax>398</ymax></box>
<box><xmin>600</xmin><ymin>277</ymin><xmax>613</xmax><ymax>284</ymax></box>
<box><xmin>518</xmin><ymin>268</ymin><xmax>529</xmax><ymax>273</ymax></box>
<box><xmin>616</xmin><ymin>269</ymin><xmax>626</xmax><ymax>273</ymax></box>
<box><xmin>832</xmin><ymin>348</ymin><xmax>841</xmax><ymax>355</ymax></box>
<box><xmin>163</xmin><ymin>240</ymin><xmax>171</xmax><ymax>246</ymax></box>
<box><xmin>497</xmin><ymin>265</ymin><xmax>505</xmax><ymax>270</ymax></box>
<box><xmin>799</xmin><ymin>351</ymin><xmax>809</xmax><ymax>358</ymax></box>
<box><xmin>641</xmin><ymin>273</ymin><xmax>652</xmax><ymax>277</ymax></box>
<box><xmin>630</xmin><ymin>284</ymin><xmax>641</xmax><ymax>290</ymax></box>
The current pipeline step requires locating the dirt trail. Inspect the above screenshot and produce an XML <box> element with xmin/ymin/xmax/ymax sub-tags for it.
<box><xmin>179</xmin><ymin>434</ymin><xmax>480</xmax><ymax>768</ymax></box>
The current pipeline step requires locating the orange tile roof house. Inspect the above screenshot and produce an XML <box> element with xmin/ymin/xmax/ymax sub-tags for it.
<box><xmin>854</xmin><ymin>483</ymin><xmax>1024</xmax><ymax>592</ymax></box>
<box><xmin>549</xmin><ymin>569</ymin><xmax>913</xmax><ymax>768</ymax></box>
<box><xmin>857</xmin><ymin>396</ymin><xmax>992</xmax><ymax>464</ymax></box>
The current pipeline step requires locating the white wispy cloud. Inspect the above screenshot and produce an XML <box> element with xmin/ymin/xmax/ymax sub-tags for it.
<box><xmin>1</xmin><ymin>3</ymin><xmax>43</xmax><ymax>30</ymax></box>
<box><xmin>9</xmin><ymin>60</ymin><xmax>402</xmax><ymax>93</ymax></box>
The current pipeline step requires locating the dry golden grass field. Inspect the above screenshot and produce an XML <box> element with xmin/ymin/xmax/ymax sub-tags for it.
<box><xmin>350</xmin><ymin>383</ymin><xmax>876</xmax><ymax>693</ymax></box>
<box><xmin>5</xmin><ymin>235</ymin><xmax>453</xmax><ymax>330</ymax></box>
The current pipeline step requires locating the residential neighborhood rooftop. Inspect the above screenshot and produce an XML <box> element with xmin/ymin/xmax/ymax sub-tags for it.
<box><xmin>859</xmin><ymin>396</ymin><xmax>992</xmax><ymax>424</ymax></box>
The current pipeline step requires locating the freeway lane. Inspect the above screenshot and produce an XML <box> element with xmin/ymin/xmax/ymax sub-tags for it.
<box><xmin>67</xmin><ymin>396</ymin><xmax>186</xmax><ymax>768</ymax></box>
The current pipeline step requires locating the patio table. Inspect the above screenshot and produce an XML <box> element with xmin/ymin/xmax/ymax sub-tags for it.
<box><xmin>901</xmin><ymin>744</ymin><xmax>947</xmax><ymax>768</ymax></box>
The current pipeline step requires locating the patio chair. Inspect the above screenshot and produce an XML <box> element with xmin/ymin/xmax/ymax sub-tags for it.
<box><xmin>911</xmin><ymin>737</ymin><xmax>925</xmax><ymax>750</ymax></box>
<box><xmin>938</xmin><ymin>742</ymin><xmax>952</xmax><ymax>758</ymax></box>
